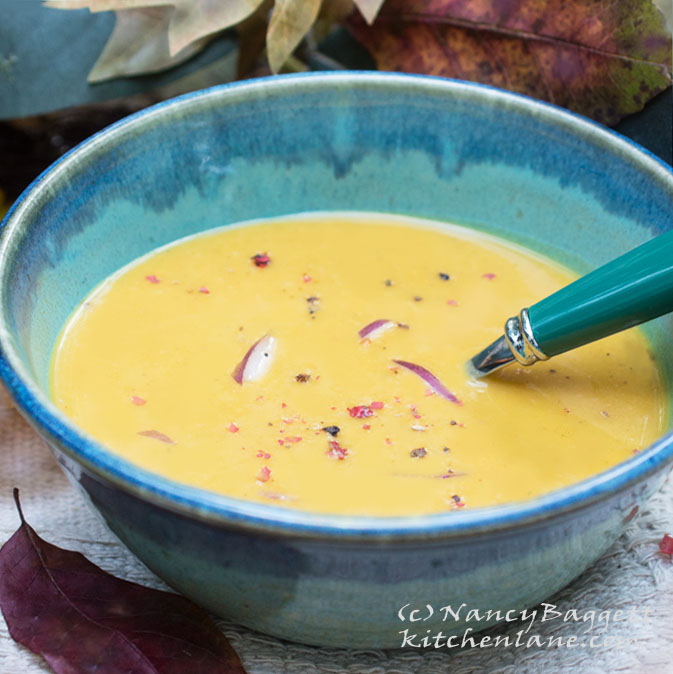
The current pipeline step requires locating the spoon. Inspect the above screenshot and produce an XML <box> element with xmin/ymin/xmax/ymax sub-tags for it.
<box><xmin>468</xmin><ymin>229</ymin><xmax>673</xmax><ymax>378</ymax></box>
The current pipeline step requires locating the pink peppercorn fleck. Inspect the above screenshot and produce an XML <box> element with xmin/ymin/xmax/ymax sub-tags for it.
<box><xmin>348</xmin><ymin>405</ymin><xmax>373</xmax><ymax>418</ymax></box>
<box><xmin>327</xmin><ymin>440</ymin><xmax>348</xmax><ymax>460</ymax></box>
<box><xmin>252</xmin><ymin>253</ymin><xmax>271</xmax><ymax>268</ymax></box>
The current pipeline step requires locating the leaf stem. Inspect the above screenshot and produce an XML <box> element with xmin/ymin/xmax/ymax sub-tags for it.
<box><xmin>12</xmin><ymin>487</ymin><xmax>25</xmax><ymax>524</ymax></box>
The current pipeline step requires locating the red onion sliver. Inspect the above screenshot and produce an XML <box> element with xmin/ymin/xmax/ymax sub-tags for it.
<box><xmin>138</xmin><ymin>430</ymin><xmax>175</xmax><ymax>444</ymax></box>
<box><xmin>392</xmin><ymin>359</ymin><xmax>461</xmax><ymax>405</ymax></box>
<box><xmin>232</xmin><ymin>335</ymin><xmax>277</xmax><ymax>384</ymax></box>
<box><xmin>358</xmin><ymin>319</ymin><xmax>397</xmax><ymax>340</ymax></box>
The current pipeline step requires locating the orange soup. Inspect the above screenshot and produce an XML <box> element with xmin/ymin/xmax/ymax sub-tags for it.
<box><xmin>50</xmin><ymin>214</ymin><xmax>666</xmax><ymax>515</ymax></box>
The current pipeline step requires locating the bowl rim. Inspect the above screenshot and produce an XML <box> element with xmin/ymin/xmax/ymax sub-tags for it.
<box><xmin>1</xmin><ymin>71</ymin><xmax>673</xmax><ymax>541</ymax></box>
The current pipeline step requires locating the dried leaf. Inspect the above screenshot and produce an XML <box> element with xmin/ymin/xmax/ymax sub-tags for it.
<box><xmin>654</xmin><ymin>0</ymin><xmax>673</xmax><ymax>31</ymax></box>
<box><xmin>88</xmin><ymin>7</ymin><xmax>207</xmax><ymax>82</ymax></box>
<box><xmin>313</xmin><ymin>0</ymin><xmax>354</xmax><ymax>42</ymax></box>
<box><xmin>347</xmin><ymin>0</ymin><xmax>672</xmax><ymax>125</ymax></box>
<box><xmin>235</xmin><ymin>0</ymin><xmax>274</xmax><ymax>79</ymax></box>
<box><xmin>267</xmin><ymin>0</ymin><xmax>323</xmax><ymax>73</ymax></box>
<box><xmin>167</xmin><ymin>0</ymin><xmax>267</xmax><ymax>56</ymax></box>
<box><xmin>353</xmin><ymin>0</ymin><xmax>386</xmax><ymax>24</ymax></box>
<box><xmin>47</xmin><ymin>0</ymin><xmax>266</xmax><ymax>63</ymax></box>
<box><xmin>0</xmin><ymin>489</ymin><xmax>247</xmax><ymax>674</ymax></box>
<box><xmin>44</xmin><ymin>0</ymin><xmax>170</xmax><ymax>11</ymax></box>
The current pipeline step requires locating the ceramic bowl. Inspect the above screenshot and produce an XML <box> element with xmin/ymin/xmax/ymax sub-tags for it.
<box><xmin>1</xmin><ymin>73</ymin><xmax>672</xmax><ymax>649</ymax></box>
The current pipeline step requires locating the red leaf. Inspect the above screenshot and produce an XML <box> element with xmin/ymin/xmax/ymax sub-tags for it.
<box><xmin>0</xmin><ymin>490</ymin><xmax>247</xmax><ymax>674</ymax></box>
<box><xmin>347</xmin><ymin>0</ymin><xmax>672</xmax><ymax>125</ymax></box>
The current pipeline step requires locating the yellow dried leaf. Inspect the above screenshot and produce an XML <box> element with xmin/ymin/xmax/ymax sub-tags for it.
<box><xmin>46</xmin><ymin>0</ymin><xmax>266</xmax><ymax>56</ymax></box>
<box><xmin>314</xmin><ymin>0</ymin><xmax>354</xmax><ymax>43</ymax></box>
<box><xmin>267</xmin><ymin>0</ymin><xmax>322</xmax><ymax>73</ymax></box>
<box><xmin>168</xmin><ymin>0</ymin><xmax>266</xmax><ymax>55</ymax></box>
<box><xmin>44</xmin><ymin>0</ymin><xmax>168</xmax><ymax>10</ymax></box>
<box><xmin>88</xmin><ymin>7</ymin><xmax>206</xmax><ymax>82</ymax></box>
<box><xmin>654</xmin><ymin>0</ymin><xmax>673</xmax><ymax>32</ymax></box>
<box><xmin>353</xmin><ymin>0</ymin><xmax>385</xmax><ymax>24</ymax></box>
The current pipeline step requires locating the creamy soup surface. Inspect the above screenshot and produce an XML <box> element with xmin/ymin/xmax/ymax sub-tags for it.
<box><xmin>50</xmin><ymin>214</ymin><xmax>667</xmax><ymax>515</ymax></box>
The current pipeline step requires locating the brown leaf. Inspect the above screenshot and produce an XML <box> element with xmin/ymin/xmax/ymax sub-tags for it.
<box><xmin>235</xmin><ymin>0</ymin><xmax>274</xmax><ymax>79</ymax></box>
<box><xmin>352</xmin><ymin>0</ymin><xmax>386</xmax><ymax>24</ymax></box>
<box><xmin>267</xmin><ymin>0</ymin><xmax>323</xmax><ymax>73</ymax></box>
<box><xmin>0</xmin><ymin>489</ymin><xmax>247</xmax><ymax>674</ymax></box>
<box><xmin>347</xmin><ymin>0</ymin><xmax>672</xmax><ymax>125</ymax></box>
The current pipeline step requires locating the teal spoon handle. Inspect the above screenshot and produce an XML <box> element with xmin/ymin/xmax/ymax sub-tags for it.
<box><xmin>528</xmin><ymin>229</ymin><xmax>673</xmax><ymax>357</ymax></box>
<box><xmin>468</xmin><ymin>229</ymin><xmax>673</xmax><ymax>378</ymax></box>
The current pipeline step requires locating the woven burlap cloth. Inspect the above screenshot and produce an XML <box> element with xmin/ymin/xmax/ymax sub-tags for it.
<box><xmin>1</xmin><ymin>385</ymin><xmax>672</xmax><ymax>674</ymax></box>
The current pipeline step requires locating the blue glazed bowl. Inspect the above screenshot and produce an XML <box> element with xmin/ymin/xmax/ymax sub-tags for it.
<box><xmin>1</xmin><ymin>73</ymin><xmax>672</xmax><ymax>649</ymax></box>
